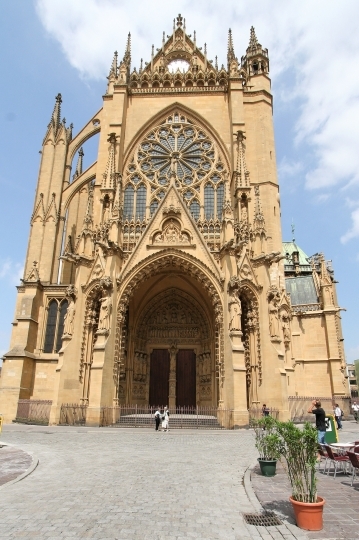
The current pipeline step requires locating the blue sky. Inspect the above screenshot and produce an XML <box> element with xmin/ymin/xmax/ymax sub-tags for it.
<box><xmin>0</xmin><ymin>0</ymin><xmax>358</xmax><ymax>364</ymax></box>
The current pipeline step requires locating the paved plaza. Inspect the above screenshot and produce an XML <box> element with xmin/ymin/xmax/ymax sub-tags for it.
<box><xmin>0</xmin><ymin>422</ymin><xmax>358</xmax><ymax>539</ymax></box>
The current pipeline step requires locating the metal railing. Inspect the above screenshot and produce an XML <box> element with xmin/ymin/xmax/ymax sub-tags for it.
<box><xmin>248</xmin><ymin>407</ymin><xmax>279</xmax><ymax>425</ymax></box>
<box><xmin>288</xmin><ymin>395</ymin><xmax>352</xmax><ymax>422</ymax></box>
<box><xmin>15</xmin><ymin>399</ymin><xmax>52</xmax><ymax>425</ymax></box>
<box><xmin>59</xmin><ymin>403</ymin><xmax>87</xmax><ymax>426</ymax></box>
<box><xmin>100</xmin><ymin>405</ymin><xmax>234</xmax><ymax>429</ymax></box>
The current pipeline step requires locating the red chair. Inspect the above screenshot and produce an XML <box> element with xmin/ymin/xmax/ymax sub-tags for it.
<box><xmin>318</xmin><ymin>444</ymin><xmax>329</xmax><ymax>473</ymax></box>
<box><xmin>324</xmin><ymin>444</ymin><xmax>350</xmax><ymax>478</ymax></box>
<box><xmin>347</xmin><ymin>452</ymin><xmax>359</xmax><ymax>486</ymax></box>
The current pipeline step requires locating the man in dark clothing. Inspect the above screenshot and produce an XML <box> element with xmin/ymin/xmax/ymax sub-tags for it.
<box><xmin>308</xmin><ymin>400</ymin><xmax>326</xmax><ymax>443</ymax></box>
<box><xmin>154</xmin><ymin>407</ymin><xmax>161</xmax><ymax>431</ymax></box>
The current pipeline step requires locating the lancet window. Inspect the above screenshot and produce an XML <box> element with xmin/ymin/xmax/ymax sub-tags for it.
<box><xmin>123</xmin><ymin>112</ymin><xmax>227</xmax><ymax>252</ymax></box>
<box><xmin>43</xmin><ymin>298</ymin><xmax>68</xmax><ymax>353</ymax></box>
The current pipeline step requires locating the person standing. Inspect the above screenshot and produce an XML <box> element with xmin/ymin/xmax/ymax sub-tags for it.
<box><xmin>334</xmin><ymin>403</ymin><xmax>342</xmax><ymax>430</ymax></box>
<box><xmin>162</xmin><ymin>406</ymin><xmax>170</xmax><ymax>432</ymax></box>
<box><xmin>262</xmin><ymin>404</ymin><xmax>270</xmax><ymax>417</ymax></box>
<box><xmin>154</xmin><ymin>407</ymin><xmax>161</xmax><ymax>431</ymax></box>
<box><xmin>308</xmin><ymin>400</ymin><xmax>326</xmax><ymax>444</ymax></box>
<box><xmin>352</xmin><ymin>401</ymin><xmax>359</xmax><ymax>423</ymax></box>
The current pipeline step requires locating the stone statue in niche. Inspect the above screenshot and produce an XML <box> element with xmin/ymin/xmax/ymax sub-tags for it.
<box><xmin>281</xmin><ymin>314</ymin><xmax>291</xmax><ymax>347</ymax></box>
<box><xmin>102</xmin><ymin>198</ymin><xmax>111</xmax><ymax>222</ymax></box>
<box><xmin>63</xmin><ymin>298</ymin><xmax>76</xmax><ymax>336</ymax></box>
<box><xmin>154</xmin><ymin>220</ymin><xmax>189</xmax><ymax>244</ymax></box>
<box><xmin>134</xmin><ymin>352</ymin><xmax>147</xmax><ymax>382</ymax></box>
<box><xmin>98</xmin><ymin>295</ymin><xmax>112</xmax><ymax>333</ymax></box>
<box><xmin>228</xmin><ymin>295</ymin><xmax>242</xmax><ymax>332</ymax></box>
<box><xmin>268</xmin><ymin>297</ymin><xmax>280</xmax><ymax>338</ymax></box>
<box><xmin>241</xmin><ymin>201</ymin><xmax>248</xmax><ymax>222</ymax></box>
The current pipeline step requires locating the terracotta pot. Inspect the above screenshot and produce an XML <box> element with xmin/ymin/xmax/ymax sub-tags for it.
<box><xmin>289</xmin><ymin>496</ymin><xmax>325</xmax><ymax>531</ymax></box>
<box><xmin>258</xmin><ymin>458</ymin><xmax>277</xmax><ymax>477</ymax></box>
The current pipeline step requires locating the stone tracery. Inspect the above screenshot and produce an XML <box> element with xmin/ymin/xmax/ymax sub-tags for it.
<box><xmin>123</xmin><ymin>111</ymin><xmax>228</xmax><ymax>252</ymax></box>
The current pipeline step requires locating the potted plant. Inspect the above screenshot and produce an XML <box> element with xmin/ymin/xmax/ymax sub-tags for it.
<box><xmin>253</xmin><ymin>415</ymin><xmax>281</xmax><ymax>477</ymax></box>
<box><xmin>276</xmin><ymin>420</ymin><xmax>325</xmax><ymax>531</ymax></box>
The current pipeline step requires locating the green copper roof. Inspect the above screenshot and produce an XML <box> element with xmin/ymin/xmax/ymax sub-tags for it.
<box><xmin>282</xmin><ymin>241</ymin><xmax>310</xmax><ymax>266</ymax></box>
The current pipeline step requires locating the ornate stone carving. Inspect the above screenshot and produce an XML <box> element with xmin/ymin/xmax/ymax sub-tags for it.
<box><xmin>281</xmin><ymin>313</ymin><xmax>291</xmax><ymax>349</ymax></box>
<box><xmin>267</xmin><ymin>287</ymin><xmax>281</xmax><ymax>339</ymax></box>
<box><xmin>198</xmin><ymin>352</ymin><xmax>211</xmax><ymax>383</ymax></box>
<box><xmin>63</xmin><ymin>299</ymin><xmax>76</xmax><ymax>337</ymax></box>
<box><xmin>133</xmin><ymin>351</ymin><xmax>148</xmax><ymax>382</ymax></box>
<box><xmin>137</xmin><ymin>289</ymin><xmax>209</xmax><ymax>343</ymax></box>
<box><xmin>228</xmin><ymin>295</ymin><xmax>242</xmax><ymax>332</ymax></box>
<box><xmin>97</xmin><ymin>295</ymin><xmax>112</xmax><ymax>335</ymax></box>
<box><xmin>153</xmin><ymin>219</ymin><xmax>190</xmax><ymax>244</ymax></box>
<box><xmin>132</xmin><ymin>385</ymin><xmax>145</xmax><ymax>398</ymax></box>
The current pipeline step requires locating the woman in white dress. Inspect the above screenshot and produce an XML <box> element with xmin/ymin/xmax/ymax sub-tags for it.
<box><xmin>162</xmin><ymin>406</ymin><xmax>170</xmax><ymax>432</ymax></box>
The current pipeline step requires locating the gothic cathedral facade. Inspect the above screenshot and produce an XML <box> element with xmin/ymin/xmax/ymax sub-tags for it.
<box><xmin>0</xmin><ymin>17</ymin><xmax>347</xmax><ymax>426</ymax></box>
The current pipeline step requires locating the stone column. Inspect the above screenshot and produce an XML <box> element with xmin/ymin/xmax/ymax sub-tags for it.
<box><xmin>168</xmin><ymin>345</ymin><xmax>177</xmax><ymax>409</ymax></box>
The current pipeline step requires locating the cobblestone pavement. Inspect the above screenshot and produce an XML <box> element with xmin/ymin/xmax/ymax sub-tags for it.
<box><xmin>0</xmin><ymin>445</ymin><xmax>33</xmax><ymax>486</ymax></box>
<box><xmin>251</xmin><ymin>421</ymin><xmax>359</xmax><ymax>540</ymax></box>
<box><xmin>0</xmin><ymin>424</ymin><xmax>307</xmax><ymax>540</ymax></box>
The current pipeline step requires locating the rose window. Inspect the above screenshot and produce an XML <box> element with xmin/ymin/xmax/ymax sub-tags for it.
<box><xmin>123</xmin><ymin>112</ymin><xmax>226</xmax><ymax>251</ymax></box>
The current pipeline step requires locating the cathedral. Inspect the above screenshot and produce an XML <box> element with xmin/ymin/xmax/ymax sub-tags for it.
<box><xmin>0</xmin><ymin>16</ymin><xmax>348</xmax><ymax>427</ymax></box>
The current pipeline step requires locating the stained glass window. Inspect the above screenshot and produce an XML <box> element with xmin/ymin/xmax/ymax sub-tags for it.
<box><xmin>204</xmin><ymin>184</ymin><xmax>214</xmax><ymax>219</ymax></box>
<box><xmin>124</xmin><ymin>112</ymin><xmax>227</xmax><ymax>236</ymax></box>
<box><xmin>44</xmin><ymin>300</ymin><xmax>58</xmax><ymax>353</ymax></box>
<box><xmin>190</xmin><ymin>200</ymin><xmax>200</xmax><ymax>220</ymax></box>
<box><xmin>124</xmin><ymin>185</ymin><xmax>134</xmax><ymax>219</ymax></box>
<box><xmin>55</xmin><ymin>300</ymin><xmax>68</xmax><ymax>353</ymax></box>
<box><xmin>136</xmin><ymin>185</ymin><xmax>146</xmax><ymax>219</ymax></box>
<box><xmin>44</xmin><ymin>299</ymin><xmax>69</xmax><ymax>353</ymax></box>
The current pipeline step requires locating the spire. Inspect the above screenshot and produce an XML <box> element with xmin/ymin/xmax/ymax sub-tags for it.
<box><xmin>176</xmin><ymin>14</ymin><xmax>183</xmax><ymax>27</ymax></box>
<box><xmin>82</xmin><ymin>183</ymin><xmax>94</xmax><ymax>233</ymax></box>
<box><xmin>109</xmin><ymin>50</ymin><xmax>118</xmax><ymax>77</ymax></box>
<box><xmin>248</xmin><ymin>26</ymin><xmax>259</xmax><ymax>51</ymax></box>
<box><xmin>123</xmin><ymin>32</ymin><xmax>131</xmax><ymax>67</ymax></box>
<box><xmin>227</xmin><ymin>29</ymin><xmax>236</xmax><ymax>65</ymax></box>
<box><xmin>72</xmin><ymin>147</ymin><xmax>84</xmax><ymax>181</ymax></box>
<box><xmin>49</xmin><ymin>93</ymin><xmax>62</xmax><ymax>136</ymax></box>
<box><xmin>235</xmin><ymin>131</ymin><xmax>250</xmax><ymax>190</ymax></box>
<box><xmin>253</xmin><ymin>185</ymin><xmax>266</xmax><ymax>236</ymax></box>
<box><xmin>102</xmin><ymin>133</ymin><xmax>119</xmax><ymax>191</ymax></box>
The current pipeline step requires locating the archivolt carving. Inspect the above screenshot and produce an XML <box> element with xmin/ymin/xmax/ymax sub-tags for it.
<box><xmin>239</xmin><ymin>284</ymin><xmax>261</xmax><ymax>399</ymax></box>
<box><xmin>153</xmin><ymin>218</ymin><xmax>191</xmax><ymax>245</ymax></box>
<box><xmin>133</xmin><ymin>351</ymin><xmax>148</xmax><ymax>382</ymax></box>
<box><xmin>136</xmin><ymin>288</ymin><xmax>209</xmax><ymax>346</ymax></box>
<box><xmin>114</xmin><ymin>252</ymin><xmax>224</xmax><ymax>398</ymax></box>
<box><xmin>198</xmin><ymin>352</ymin><xmax>211</xmax><ymax>383</ymax></box>
<box><xmin>79</xmin><ymin>277</ymin><xmax>113</xmax><ymax>384</ymax></box>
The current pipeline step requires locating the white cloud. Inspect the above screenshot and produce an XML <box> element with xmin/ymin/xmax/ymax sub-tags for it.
<box><xmin>341</xmin><ymin>206</ymin><xmax>359</xmax><ymax>244</ymax></box>
<box><xmin>35</xmin><ymin>1</ymin><xmax>359</xmax><ymax>198</ymax></box>
<box><xmin>0</xmin><ymin>259</ymin><xmax>23</xmax><ymax>285</ymax></box>
<box><xmin>278</xmin><ymin>157</ymin><xmax>303</xmax><ymax>178</ymax></box>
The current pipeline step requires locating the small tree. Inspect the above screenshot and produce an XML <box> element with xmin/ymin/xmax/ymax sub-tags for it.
<box><xmin>276</xmin><ymin>421</ymin><xmax>318</xmax><ymax>503</ymax></box>
<box><xmin>253</xmin><ymin>415</ymin><xmax>282</xmax><ymax>461</ymax></box>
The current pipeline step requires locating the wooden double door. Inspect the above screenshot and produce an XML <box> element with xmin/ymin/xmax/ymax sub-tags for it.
<box><xmin>149</xmin><ymin>349</ymin><xmax>196</xmax><ymax>407</ymax></box>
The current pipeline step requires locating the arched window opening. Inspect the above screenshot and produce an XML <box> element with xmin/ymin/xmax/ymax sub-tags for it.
<box><xmin>150</xmin><ymin>200</ymin><xmax>159</xmax><ymax>215</ymax></box>
<box><xmin>124</xmin><ymin>112</ymin><xmax>228</xmax><ymax>252</ymax></box>
<box><xmin>204</xmin><ymin>184</ymin><xmax>214</xmax><ymax>219</ymax></box>
<box><xmin>136</xmin><ymin>185</ymin><xmax>146</xmax><ymax>219</ymax></box>
<box><xmin>44</xmin><ymin>300</ymin><xmax>58</xmax><ymax>353</ymax></box>
<box><xmin>124</xmin><ymin>185</ymin><xmax>134</xmax><ymax>219</ymax></box>
<box><xmin>190</xmin><ymin>200</ymin><xmax>200</xmax><ymax>220</ymax></box>
<box><xmin>56</xmin><ymin>300</ymin><xmax>68</xmax><ymax>353</ymax></box>
<box><xmin>44</xmin><ymin>298</ymin><xmax>69</xmax><ymax>354</ymax></box>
